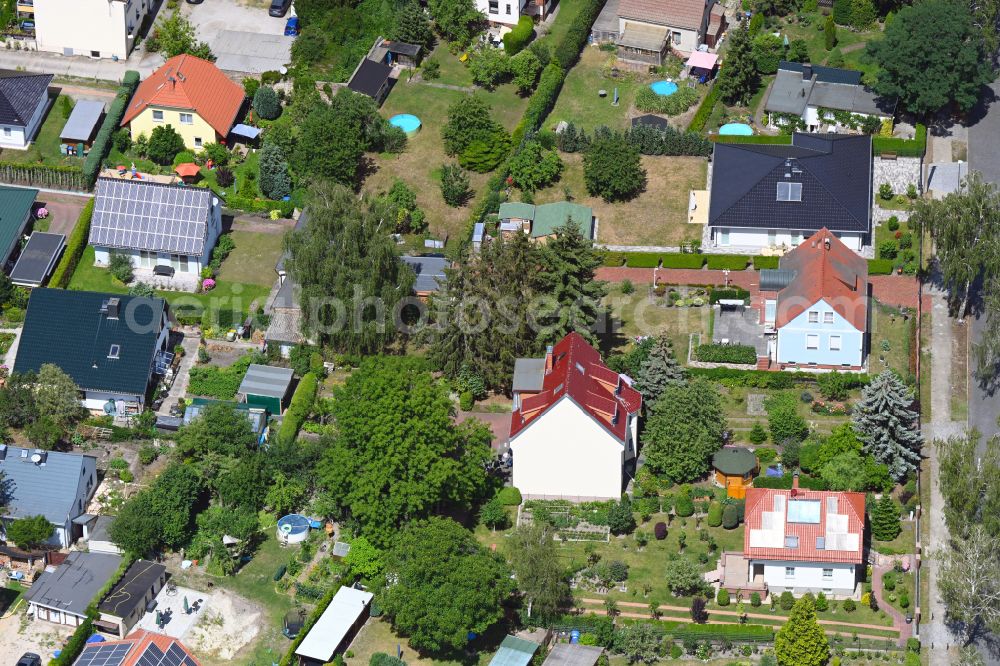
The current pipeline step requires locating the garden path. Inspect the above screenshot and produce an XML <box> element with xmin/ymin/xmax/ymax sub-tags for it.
<box><xmin>157</xmin><ymin>331</ymin><xmax>200</xmax><ymax>416</ymax></box>
<box><xmin>870</xmin><ymin>565</ymin><xmax>912</xmax><ymax>647</ymax></box>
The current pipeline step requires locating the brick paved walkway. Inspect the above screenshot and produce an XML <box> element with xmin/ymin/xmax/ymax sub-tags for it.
<box><xmin>871</xmin><ymin>565</ymin><xmax>913</xmax><ymax>647</ymax></box>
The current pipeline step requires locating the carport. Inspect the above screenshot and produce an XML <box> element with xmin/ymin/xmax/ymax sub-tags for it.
<box><xmin>10</xmin><ymin>232</ymin><xmax>65</xmax><ymax>287</ymax></box>
<box><xmin>213</xmin><ymin>30</ymin><xmax>294</xmax><ymax>74</ymax></box>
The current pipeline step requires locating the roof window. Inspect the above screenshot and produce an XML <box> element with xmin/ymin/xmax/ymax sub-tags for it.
<box><xmin>776</xmin><ymin>182</ymin><xmax>803</xmax><ymax>202</ymax></box>
<box><xmin>784</xmin><ymin>535</ymin><xmax>799</xmax><ymax>549</ymax></box>
<box><xmin>108</xmin><ymin>344</ymin><xmax>121</xmax><ymax>359</ymax></box>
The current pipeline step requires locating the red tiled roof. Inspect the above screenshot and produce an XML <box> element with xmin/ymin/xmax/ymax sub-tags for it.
<box><xmin>75</xmin><ymin>629</ymin><xmax>201</xmax><ymax>666</ymax></box>
<box><xmin>121</xmin><ymin>55</ymin><xmax>245</xmax><ymax>137</ymax></box>
<box><xmin>619</xmin><ymin>0</ymin><xmax>711</xmax><ymax>31</ymax></box>
<box><xmin>775</xmin><ymin>227</ymin><xmax>868</xmax><ymax>331</ymax></box>
<box><xmin>509</xmin><ymin>332</ymin><xmax>642</xmax><ymax>441</ymax></box>
<box><xmin>743</xmin><ymin>486</ymin><xmax>866</xmax><ymax>564</ymax></box>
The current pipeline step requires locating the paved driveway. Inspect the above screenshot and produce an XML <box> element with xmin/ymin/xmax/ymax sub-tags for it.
<box><xmin>182</xmin><ymin>0</ymin><xmax>293</xmax><ymax>74</ymax></box>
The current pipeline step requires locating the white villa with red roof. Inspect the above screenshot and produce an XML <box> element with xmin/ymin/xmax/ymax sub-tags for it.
<box><xmin>741</xmin><ymin>476</ymin><xmax>865</xmax><ymax>598</ymax></box>
<box><xmin>508</xmin><ymin>332</ymin><xmax>642</xmax><ymax>501</ymax></box>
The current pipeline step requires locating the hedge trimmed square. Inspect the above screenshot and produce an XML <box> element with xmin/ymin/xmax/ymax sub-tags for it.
<box><xmin>752</xmin><ymin>256</ymin><xmax>780</xmax><ymax>270</ymax></box>
<box><xmin>706</xmin><ymin>255</ymin><xmax>750</xmax><ymax>270</ymax></box>
<box><xmin>624</xmin><ymin>253</ymin><xmax>661</xmax><ymax>268</ymax></box>
<box><xmin>660</xmin><ymin>253</ymin><xmax>705</xmax><ymax>269</ymax></box>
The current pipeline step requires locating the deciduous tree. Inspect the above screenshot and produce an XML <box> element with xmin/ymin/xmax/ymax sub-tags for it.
<box><xmin>152</xmin><ymin>11</ymin><xmax>213</xmax><ymax>60</ymax></box>
<box><xmin>344</xmin><ymin>536</ymin><xmax>385</xmax><ymax>581</ymax></box>
<box><xmin>507</xmin><ymin>523</ymin><xmax>571</xmax><ymax>621</ymax></box>
<box><xmin>147</xmin><ymin>125</ymin><xmax>186</xmax><ymax>166</ymax></box>
<box><xmin>937</xmin><ymin>525</ymin><xmax>1000</xmax><ymax>639</ymax></box>
<box><xmin>612</xmin><ymin>622</ymin><xmax>662</xmax><ymax>663</ymax></box>
<box><xmin>5</xmin><ymin>515</ymin><xmax>53</xmax><ymax>549</ymax></box>
<box><xmin>851</xmin><ymin>370</ymin><xmax>921</xmax><ymax>481</ymax></box>
<box><xmin>507</xmin><ymin>139</ymin><xmax>563</xmax><ymax>191</ymax></box>
<box><xmin>35</xmin><ymin>364</ymin><xmax>83</xmax><ymax>429</ymax></box>
<box><xmin>642</xmin><ymin>379</ymin><xmax>726</xmax><ymax>482</ymax></box>
<box><xmin>427</xmin><ymin>0</ymin><xmax>484</xmax><ymax>45</ymax></box>
<box><xmin>510</xmin><ymin>49</ymin><xmax>543</xmax><ymax>94</ymax></box>
<box><xmin>935</xmin><ymin>429</ymin><xmax>1000</xmax><ymax>538</ymax></box>
<box><xmin>469</xmin><ymin>47</ymin><xmax>510</xmax><ymax>89</ymax></box>
<box><xmin>665</xmin><ymin>557</ymin><xmax>706</xmax><ymax>596</ymax></box>
<box><xmin>378</xmin><ymin>518</ymin><xmax>513</xmax><ymax>655</ymax></box>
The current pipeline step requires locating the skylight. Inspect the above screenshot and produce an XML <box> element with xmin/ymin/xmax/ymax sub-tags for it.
<box><xmin>787</xmin><ymin>499</ymin><xmax>821</xmax><ymax>524</ymax></box>
<box><xmin>776</xmin><ymin>182</ymin><xmax>803</xmax><ymax>202</ymax></box>
<box><xmin>108</xmin><ymin>344</ymin><xmax>121</xmax><ymax>359</ymax></box>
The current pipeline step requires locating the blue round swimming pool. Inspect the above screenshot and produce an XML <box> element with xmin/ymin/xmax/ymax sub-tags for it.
<box><xmin>719</xmin><ymin>122</ymin><xmax>754</xmax><ymax>136</ymax></box>
<box><xmin>389</xmin><ymin>113</ymin><xmax>422</xmax><ymax>137</ymax></box>
<box><xmin>650</xmin><ymin>80</ymin><xmax>678</xmax><ymax>96</ymax></box>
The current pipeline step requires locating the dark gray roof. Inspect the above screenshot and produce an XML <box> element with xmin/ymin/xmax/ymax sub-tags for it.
<box><xmin>543</xmin><ymin>644</ymin><xmax>604</xmax><ymax>666</ymax></box>
<box><xmin>384</xmin><ymin>41</ymin><xmax>421</xmax><ymax>57</ymax></box>
<box><xmin>10</xmin><ymin>232</ymin><xmax>65</xmax><ymax>287</ymax></box>
<box><xmin>90</xmin><ymin>177</ymin><xmax>215</xmax><ymax>256</ymax></box>
<box><xmin>0</xmin><ymin>71</ymin><xmax>52</xmax><ymax>126</ymax></box>
<box><xmin>24</xmin><ymin>551</ymin><xmax>122</xmax><ymax>617</ymax></box>
<box><xmin>765</xmin><ymin>62</ymin><xmax>892</xmax><ymax>117</ymax></box>
<box><xmin>239</xmin><ymin>364</ymin><xmax>293</xmax><ymax>399</ymax></box>
<box><xmin>401</xmin><ymin>255</ymin><xmax>447</xmax><ymax>294</ymax></box>
<box><xmin>513</xmin><ymin>358</ymin><xmax>545</xmax><ymax>392</ymax></box>
<box><xmin>709</xmin><ymin>133</ymin><xmax>872</xmax><ymax>233</ymax></box>
<box><xmin>89</xmin><ymin>515</ymin><xmax>114</xmax><ymax>542</ymax></box>
<box><xmin>97</xmin><ymin>559</ymin><xmax>165</xmax><ymax>619</ymax></box>
<box><xmin>759</xmin><ymin>268</ymin><xmax>797</xmax><ymax>291</ymax></box>
<box><xmin>593</xmin><ymin>0</ymin><xmax>621</xmax><ymax>33</ymax></box>
<box><xmin>0</xmin><ymin>445</ymin><xmax>95</xmax><ymax>524</ymax></box>
<box><xmin>59</xmin><ymin>100</ymin><xmax>104</xmax><ymax>143</ymax></box>
<box><xmin>348</xmin><ymin>59</ymin><xmax>392</xmax><ymax>99</ymax></box>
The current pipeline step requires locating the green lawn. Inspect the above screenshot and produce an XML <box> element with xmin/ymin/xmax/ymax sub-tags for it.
<box><xmin>424</xmin><ymin>43</ymin><xmax>474</xmax><ymax>88</ymax></box>
<box><xmin>870</xmin><ymin>301</ymin><xmax>916</xmax><ymax>380</ymax></box>
<box><xmin>778</xmin><ymin>14</ymin><xmax>883</xmax><ymax>76</ymax></box>
<box><xmin>0</xmin><ymin>95</ymin><xmax>84</xmax><ymax>167</ymax></box>
<box><xmin>215</xmin><ymin>230</ymin><xmax>285</xmax><ymax>287</ymax></box>
<box><xmin>538</xmin><ymin>0</ymin><xmax>589</xmax><ymax>49</ymax></box>
<box><xmin>68</xmin><ymin>245</ymin><xmax>271</xmax><ymax>316</ymax></box>
<box><xmin>549</xmin><ymin>47</ymin><xmax>644</xmax><ymax>132</ymax></box>
<box><xmin>602</xmin><ymin>284</ymin><xmax>712</xmax><ymax>359</ymax></box>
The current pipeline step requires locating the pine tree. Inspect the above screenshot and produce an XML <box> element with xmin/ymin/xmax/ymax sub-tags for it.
<box><xmin>716</xmin><ymin>24</ymin><xmax>758</xmax><ymax>105</ymax></box>
<box><xmin>535</xmin><ymin>222</ymin><xmax>607</xmax><ymax>346</ymax></box>
<box><xmin>258</xmin><ymin>141</ymin><xmax>292</xmax><ymax>200</ymax></box>
<box><xmin>871</xmin><ymin>493</ymin><xmax>901</xmax><ymax>541</ymax></box>
<box><xmin>634</xmin><ymin>335</ymin><xmax>686</xmax><ymax>404</ymax></box>
<box><xmin>775</xmin><ymin>595</ymin><xmax>830</xmax><ymax>666</ymax></box>
<box><xmin>393</xmin><ymin>1</ymin><xmax>434</xmax><ymax>51</ymax></box>
<box><xmin>852</xmin><ymin>370</ymin><xmax>922</xmax><ymax>481</ymax></box>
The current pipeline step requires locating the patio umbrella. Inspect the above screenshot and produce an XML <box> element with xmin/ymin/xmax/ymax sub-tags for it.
<box><xmin>183</xmin><ymin>596</ymin><xmax>190</xmax><ymax>614</ymax></box>
<box><xmin>155</xmin><ymin>610</ymin><xmax>162</xmax><ymax>626</ymax></box>
<box><xmin>174</xmin><ymin>163</ymin><xmax>200</xmax><ymax>179</ymax></box>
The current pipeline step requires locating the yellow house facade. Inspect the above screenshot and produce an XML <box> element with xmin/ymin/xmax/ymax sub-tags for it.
<box><xmin>128</xmin><ymin>107</ymin><xmax>218</xmax><ymax>152</ymax></box>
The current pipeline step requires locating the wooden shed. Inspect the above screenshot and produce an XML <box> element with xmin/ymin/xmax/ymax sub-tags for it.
<box><xmin>712</xmin><ymin>447</ymin><xmax>759</xmax><ymax>499</ymax></box>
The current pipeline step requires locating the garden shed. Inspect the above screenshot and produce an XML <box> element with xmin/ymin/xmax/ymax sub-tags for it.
<box><xmin>238</xmin><ymin>364</ymin><xmax>294</xmax><ymax>414</ymax></box>
<box><xmin>59</xmin><ymin>100</ymin><xmax>104</xmax><ymax>149</ymax></box>
<box><xmin>712</xmin><ymin>446</ymin><xmax>759</xmax><ymax>499</ymax></box>
<box><xmin>489</xmin><ymin>636</ymin><xmax>540</xmax><ymax>666</ymax></box>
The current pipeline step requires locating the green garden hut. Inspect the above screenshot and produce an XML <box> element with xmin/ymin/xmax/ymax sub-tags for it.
<box><xmin>237</xmin><ymin>364</ymin><xmax>294</xmax><ymax>415</ymax></box>
<box><xmin>712</xmin><ymin>446</ymin><xmax>759</xmax><ymax>499</ymax></box>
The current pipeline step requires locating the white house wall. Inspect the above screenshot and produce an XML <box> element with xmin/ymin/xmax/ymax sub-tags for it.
<box><xmin>776</xmin><ymin>297</ymin><xmax>865</xmax><ymax>367</ymax></box>
<box><xmin>712</xmin><ymin>227</ymin><xmax>863</xmax><ymax>252</ymax></box>
<box><xmin>0</xmin><ymin>93</ymin><xmax>48</xmax><ymax>150</ymax></box>
<box><xmin>510</xmin><ymin>397</ymin><xmax>625</xmax><ymax>501</ymax></box>
<box><xmin>93</xmin><ymin>247</ymin><xmax>204</xmax><ymax>275</ymax></box>
<box><xmin>753</xmin><ymin>559</ymin><xmax>858</xmax><ymax>597</ymax></box>
<box><xmin>34</xmin><ymin>0</ymin><xmax>146</xmax><ymax>59</ymax></box>
<box><xmin>476</xmin><ymin>0</ymin><xmax>523</xmax><ymax>26</ymax></box>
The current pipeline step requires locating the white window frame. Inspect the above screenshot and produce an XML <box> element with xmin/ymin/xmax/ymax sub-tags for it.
<box><xmin>824</xmin><ymin>311</ymin><xmax>834</xmax><ymax>324</ymax></box>
<box><xmin>152</xmin><ymin>109</ymin><xmax>164</xmax><ymax>122</ymax></box>
<box><xmin>784</xmin><ymin>566</ymin><xmax>795</xmax><ymax>578</ymax></box>
<box><xmin>194</xmin><ymin>137</ymin><xmax>203</xmax><ymax>148</ymax></box>
<box><xmin>829</xmin><ymin>335</ymin><xmax>842</xmax><ymax>351</ymax></box>
<box><xmin>822</xmin><ymin>568</ymin><xmax>834</xmax><ymax>580</ymax></box>
<box><xmin>806</xmin><ymin>334</ymin><xmax>819</xmax><ymax>350</ymax></box>
<box><xmin>179</xmin><ymin>112</ymin><xmax>193</xmax><ymax>125</ymax></box>
<box><xmin>808</xmin><ymin>311</ymin><xmax>818</xmax><ymax>323</ymax></box>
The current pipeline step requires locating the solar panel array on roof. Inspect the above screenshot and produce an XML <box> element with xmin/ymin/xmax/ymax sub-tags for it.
<box><xmin>76</xmin><ymin>643</ymin><xmax>132</xmax><ymax>666</ymax></box>
<box><xmin>90</xmin><ymin>178</ymin><xmax>212</xmax><ymax>256</ymax></box>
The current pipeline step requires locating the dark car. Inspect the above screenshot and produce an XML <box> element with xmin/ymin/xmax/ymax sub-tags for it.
<box><xmin>186</xmin><ymin>0</ymin><xmax>204</xmax><ymax>4</ymax></box>
<box><xmin>16</xmin><ymin>654</ymin><xmax>42</xmax><ymax>666</ymax></box>
<box><xmin>19</xmin><ymin>20</ymin><xmax>34</xmax><ymax>31</ymax></box>
<box><xmin>269</xmin><ymin>0</ymin><xmax>292</xmax><ymax>17</ymax></box>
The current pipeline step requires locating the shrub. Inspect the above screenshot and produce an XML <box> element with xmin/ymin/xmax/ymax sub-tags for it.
<box><xmin>779</xmin><ymin>590</ymin><xmax>794</xmax><ymax>610</ymax></box>
<box><xmin>148</xmin><ymin>124</ymin><xmax>186</xmax><ymax>165</ymax></box>
<box><xmin>621</xmin><ymin>279</ymin><xmax>634</xmax><ymax>294</ymax></box>
<box><xmin>695</xmin><ymin>343</ymin><xmax>757</xmax><ymax>364</ymax></box>
<box><xmin>274</xmin><ymin>564</ymin><xmax>287</xmax><ymax>581</ymax></box>
<box><xmin>608</xmin><ymin>560</ymin><xmax>629</xmax><ymax>581</ymax></box>
<box><xmin>624</xmin><ymin>252</ymin><xmax>661</xmax><ymax>268</ymax></box>
<box><xmin>277</xmin><ymin>372</ymin><xmax>318</xmax><ymax>445</ymax></box>
<box><xmin>717</xmin><ymin>587</ymin><xmax>730</xmax><ymax>606</ymax></box>
<box><xmin>253</xmin><ymin>86</ymin><xmax>281</xmax><ymax>120</ymax></box>
<box><xmin>749</xmin><ymin>422</ymin><xmax>768</xmax><ymax>445</ymax></box>
<box><xmin>842</xmin><ymin>598</ymin><xmax>856</xmax><ymax>612</ymax></box>
<box><xmin>675</xmin><ymin>492</ymin><xmax>694</xmax><ymax>517</ymax></box>
<box><xmin>722</xmin><ymin>504</ymin><xmax>739</xmax><ymax>529</ymax></box>
<box><xmin>753</xmin><ymin>255</ymin><xmax>780</xmax><ymax>270</ymax></box>
<box><xmin>706</xmin><ymin>255</ymin><xmax>750</xmax><ymax>270</ymax></box>
<box><xmin>635</xmin><ymin>85</ymin><xmax>700</xmax><ymax>116</ymax></box>
<box><xmin>906</xmin><ymin>638</ymin><xmax>920</xmax><ymax>653</ymax></box>
<box><xmin>887</xmin><ymin>216</ymin><xmax>900</xmax><ymax>232</ymax></box>
<box><xmin>709</xmin><ymin>287</ymin><xmax>750</xmax><ymax>304</ymax></box>
<box><xmin>503</xmin><ymin>15</ymin><xmax>534</xmax><ymax>54</ymax></box>
<box><xmin>867</xmin><ymin>259</ymin><xmax>895</xmax><ymax>275</ymax></box>
<box><xmin>706</xmin><ymin>502</ymin><xmax>723</xmax><ymax>527</ymax></box>
<box><xmin>497</xmin><ymin>486</ymin><xmax>522</xmax><ymax>506</ymax></box>
<box><xmin>422</xmin><ymin>59</ymin><xmax>440</xmax><ymax>79</ymax></box>
<box><xmin>653</xmin><ymin>522</ymin><xmax>667</xmax><ymax>540</ymax></box>
<box><xmin>216</xmin><ymin>166</ymin><xmax>234</xmax><ymax>187</ymax></box>
<box><xmin>750</xmin><ymin>592</ymin><xmax>761</xmax><ymax>607</ymax></box>
<box><xmin>138</xmin><ymin>445</ymin><xmax>159</xmax><ymax>465</ymax></box>
<box><xmin>50</xmin><ymin>199</ymin><xmax>94</xmax><ymax>288</ymax></box>
<box><xmin>660</xmin><ymin>253</ymin><xmax>706</xmax><ymax>269</ymax></box>
<box><xmin>459</xmin><ymin>390</ymin><xmax>474</xmax><ymax>410</ymax></box>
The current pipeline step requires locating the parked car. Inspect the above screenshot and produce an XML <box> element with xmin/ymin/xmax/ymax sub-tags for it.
<box><xmin>284</xmin><ymin>16</ymin><xmax>300</xmax><ymax>36</ymax></box>
<box><xmin>16</xmin><ymin>654</ymin><xmax>41</xmax><ymax>666</ymax></box>
<box><xmin>269</xmin><ymin>0</ymin><xmax>292</xmax><ymax>17</ymax></box>
<box><xmin>19</xmin><ymin>20</ymin><xmax>34</xmax><ymax>31</ymax></box>
<box><xmin>185</xmin><ymin>0</ymin><xmax>204</xmax><ymax>3</ymax></box>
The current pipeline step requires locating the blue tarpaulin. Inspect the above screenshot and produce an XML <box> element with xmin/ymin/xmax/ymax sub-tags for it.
<box><xmin>231</xmin><ymin>124</ymin><xmax>262</xmax><ymax>139</ymax></box>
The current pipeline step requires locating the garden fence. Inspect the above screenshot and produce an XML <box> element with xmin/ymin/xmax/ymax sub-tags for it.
<box><xmin>0</xmin><ymin>163</ymin><xmax>86</xmax><ymax>191</ymax></box>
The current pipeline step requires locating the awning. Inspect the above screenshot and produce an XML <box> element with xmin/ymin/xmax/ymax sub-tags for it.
<box><xmin>174</xmin><ymin>163</ymin><xmax>200</xmax><ymax>178</ymax></box>
<box><xmin>687</xmin><ymin>51</ymin><xmax>719</xmax><ymax>70</ymax></box>
<box><xmin>231</xmin><ymin>124</ymin><xmax>262</xmax><ymax>139</ymax></box>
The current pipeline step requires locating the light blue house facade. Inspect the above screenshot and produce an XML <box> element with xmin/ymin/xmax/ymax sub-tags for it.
<box><xmin>775</xmin><ymin>300</ymin><xmax>865</xmax><ymax>367</ymax></box>
<box><xmin>764</xmin><ymin>228</ymin><xmax>869</xmax><ymax>370</ymax></box>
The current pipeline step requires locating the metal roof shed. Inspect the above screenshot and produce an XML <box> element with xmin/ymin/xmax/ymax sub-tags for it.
<box><xmin>295</xmin><ymin>587</ymin><xmax>374</xmax><ymax>664</ymax></box>
<box><xmin>238</xmin><ymin>364</ymin><xmax>294</xmax><ymax>414</ymax></box>
<box><xmin>542</xmin><ymin>645</ymin><xmax>604</xmax><ymax>666</ymax></box>
<box><xmin>489</xmin><ymin>636</ymin><xmax>540</xmax><ymax>666</ymax></box>
<box><xmin>10</xmin><ymin>231</ymin><xmax>65</xmax><ymax>287</ymax></box>
<box><xmin>59</xmin><ymin>100</ymin><xmax>104</xmax><ymax>145</ymax></box>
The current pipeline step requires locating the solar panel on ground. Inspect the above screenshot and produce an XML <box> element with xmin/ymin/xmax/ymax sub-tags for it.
<box><xmin>76</xmin><ymin>643</ymin><xmax>133</xmax><ymax>666</ymax></box>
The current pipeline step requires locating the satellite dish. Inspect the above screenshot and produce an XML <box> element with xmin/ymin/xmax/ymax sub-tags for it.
<box><xmin>30</xmin><ymin>453</ymin><xmax>41</xmax><ymax>463</ymax></box>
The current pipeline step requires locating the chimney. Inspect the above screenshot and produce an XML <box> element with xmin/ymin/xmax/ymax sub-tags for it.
<box><xmin>544</xmin><ymin>345</ymin><xmax>554</xmax><ymax>374</ymax></box>
<box><xmin>106</xmin><ymin>297</ymin><xmax>120</xmax><ymax>319</ymax></box>
<box><xmin>791</xmin><ymin>471</ymin><xmax>800</xmax><ymax>496</ymax></box>
<box><xmin>802</xmin><ymin>64</ymin><xmax>812</xmax><ymax>80</ymax></box>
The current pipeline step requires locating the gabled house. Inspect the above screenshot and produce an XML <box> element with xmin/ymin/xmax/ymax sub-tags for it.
<box><xmin>764</xmin><ymin>62</ymin><xmax>893</xmax><ymax>133</ymax></box>
<box><xmin>761</xmin><ymin>228</ymin><xmax>869</xmax><ymax>370</ymax></box>
<box><xmin>509</xmin><ymin>332</ymin><xmax>642</xmax><ymax>501</ymax></box>
<box><xmin>121</xmin><ymin>55</ymin><xmax>246</xmax><ymax>151</ymax></box>
<box><xmin>34</xmin><ymin>0</ymin><xmax>152</xmax><ymax>60</ymax></box>
<box><xmin>498</xmin><ymin>201</ymin><xmax>595</xmax><ymax>241</ymax></box>
<box><xmin>89</xmin><ymin>176</ymin><xmax>223</xmax><ymax>283</ymax></box>
<box><xmin>617</xmin><ymin>0</ymin><xmax>717</xmax><ymax>64</ymax></box>
<box><xmin>74</xmin><ymin>629</ymin><xmax>202</xmax><ymax>666</ymax></box>
<box><xmin>707</xmin><ymin>133</ymin><xmax>872</xmax><ymax>252</ymax></box>
<box><xmin>476</xmin><ymin>0</ymin><xmax>553</xmax><ymax>27</ymax></box>
<box><xmin>743</xmin><ymin>477</ymin><xmax>865</xmax><ymax>598</ymax></box>
<box><xmin>25</xmin><ymin>551</ymin><xmax>122</xmax><ymax>626</ymax></box>
<box><xmin>14</xmin><ymin>289</ymin><xmax>172</xmax><ymax>412</ymax></box>
<box><xmin>400</xmin><ymin>255</ymin><xmax>448</xmax><ymax>299</ymax></box>
<box><xmin>347</xmin><ymin>58</ymin><xmax>393</xmax><ymax>104</ymax></box>
<box><xmin>0</xmin><ymin>445</ymin><xmax>97</xmax><ymax>548</ymax></box>
<box><xmin>0</xmin><ymin>72</ymin><xmax>53</xmax><ymax>150</ymax></box>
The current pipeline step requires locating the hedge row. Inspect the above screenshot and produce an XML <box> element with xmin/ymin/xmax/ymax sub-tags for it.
<box><xmin>50</xmin><ymin>614</ymin><xmax>96</xmax><ymax>665</ymax></box>
<box><xmin>705</xmin><ymin>255</ymin><xmax>750</xmax><ymax>270</ymax></box>
<box><xmin>83</xmin><ymin>70</ymin><xmax>140</xmax><ymax>187</ymax></box>
<box><xmin>552</xmin><ymin>0</ymin><xmax>606</xmax><ymax>70</ymax></box>
<box><xmin>872</xmin><ymin>124</ymin><xmax>926</xmax><ymax>158</ymax></box>
<box><xmin>687</xmin><ymin>82</ymin><xmax>720</xmax><ymax>133</ymax></box>
<box><xmin>278</xmin><ymin>584</ymin><xmax>342</xmax><ymax>666</ymax></box>
<box><xmin>753</xmin><ymin>255</ymin><xmax>780</xmax><ymax>270</ymax></box>
<box><xmin>868</xmin><ymin>259</ymin><xmax>894</xmax><ymax>275</ymax></box>
<box><xmin>50</xmin><ymin>198</ymin><xmax>94</xmax><ymax>288</ymax></box>
<box><xmin>516</xmin><ymin>63</ymin><xmax>566</xmax><ymax>144</ymax></box>
<box><xmin>670</xmin><ymin>623</ymin><xmax>775</xmax><ymax>642</ymax></box>
<box><xmin>686</xmin><ymin>367</ymin><xmax>810</xmax><ymax>388</ymax></box>
<box><xmin>0</xmin><ymin>163</ymin><xmax>85</xmax><ymax>190</ymax></box>
<box><xmin>695</xmin><ymin>343</ymin><xmax>758</xmax><ymax>364</ymax></box>
<box><xmin>708</xmin><ymin>287</ymin><xmax>750</xmax><ymax>304</ymax></box>
<box><xmin>222</xmin><ymin>194</ymin><xmax>295</xmax><ymax>217</ymax></box>
<box><xmin>278</xmin><ymin>372</ymin><xmax>318</xmax><ymax>444</ymax></box>
<box><xmin>753</xmin><ymin>472</ymin><xmax>829</xmax><ymax>491</ymax></box>
<box><xmin>624</xmin><ymin>252</ymin><xmax>662</xmax><ymax>268</ymax></box>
